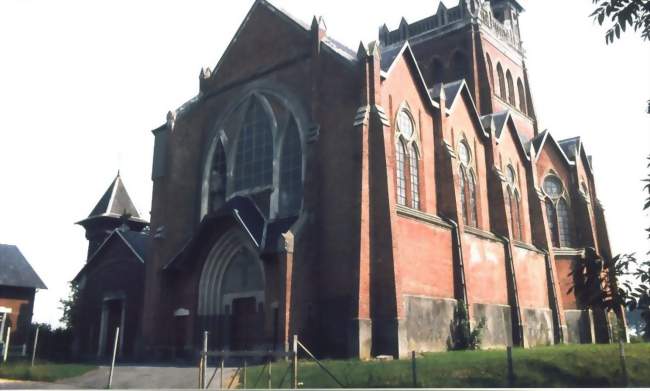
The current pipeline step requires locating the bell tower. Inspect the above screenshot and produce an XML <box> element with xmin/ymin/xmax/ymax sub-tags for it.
<box><xmin>76</xmin><ymin>172</ymin><xmax>149</xmax><ymax>259</ymax></box>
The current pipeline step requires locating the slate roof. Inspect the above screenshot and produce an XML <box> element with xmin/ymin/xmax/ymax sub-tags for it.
<box><xmin>557</xmin><ymin>137</ymin><xmax>580</xmax><ymax>161</ymax></box>
<box><xmin>73</xmin><ymin>228</ymin><xmax>150</xmax><ymax>282</ymax></box>
<box><xmin>429</xmin><ymin>80</ymin><xmax>465</xmax><ymax>110</ymax></box>
<box><xmin>0</xmin><ymin>244</ymin><xmax>47</xmax><ymax>289</ymax></box>
<box><xmin>88</xmin><ymin>173</ymin><xmax>141</xmax><ymax>219</ymax></box>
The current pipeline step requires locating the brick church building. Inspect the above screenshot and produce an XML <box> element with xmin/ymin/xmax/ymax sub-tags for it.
<box><xmin>76</xmin><ymin>0</ymin><xmax>625</xmax><ymax>359</ymax></box>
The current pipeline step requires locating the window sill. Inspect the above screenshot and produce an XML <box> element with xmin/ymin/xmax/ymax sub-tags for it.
<box><xmin>395</xmin><ymin>205</ymin><xmax>452</xmax><ymax>229</ymax></box>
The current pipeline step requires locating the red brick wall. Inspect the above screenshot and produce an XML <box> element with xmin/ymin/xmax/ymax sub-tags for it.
<box><xmin>463</xmin><ymin>233</ymin><xmax>508</xmax><ymax>305</ymax></box>
<box><xmin>0</xmin><ymin>286</ymin><xmax>35</xmax><ymax>345</ymax></box>
<box><xmin>512</xmin><ymin>247</ymin><xmax>550</xmax><ymax>309</ymax></box>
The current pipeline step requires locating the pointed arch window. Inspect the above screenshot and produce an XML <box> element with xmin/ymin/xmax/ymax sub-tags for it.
<box><xmin>234</xmin><ymin>98</ymin><xmax>274</xmax><ymax>192</ymax></box>
<box><xmin>458</xmin><ymin>140</ymin><xmax>477</xmax><ymax>227</ymax></box>
<box><xmin>396</xmin><ymin>139</ymin><xmax>407</xmax><ymax>206</ymax></box>
<box><xmin>209</xmin><ymin>140</ymin><xmax>227</xmax><ymax>212</ymax></box>
<box><xmin>543</xmin><ymin>175</ymin><xmax>574</xmax><ymax>248</ymax></box>
<box><xmin>486</xmin><ymin>54</ymin><xmax>494</xmax><ymax>91</ymax></box>
<box><xmin>516</xmin><ymin>78</ymin><xmax>527</xmax><ymax>114</ymax></box>
<box><xmin>468</xmin><ymin>170</ymin><xmax>478</xmax><ymax>227</ymax></box>
<box><xmin>279</xmin><ymin>117</ymin><xmax>303</xmax><ymax>216</ymax></box>
<box><xmin>557</xmin><ymin>199</ymin><xmax>573</xmax><ymax>247</ymax></box>
<box><xmin>505</xmin><ymin>165</ymin><xmax>523</xmax><ymax>241</ymax></box>
<box><xmin>460</xmin><ymin>167</ymin><xmax>468</xmax><ymax>225</ymax></box>
<box><xmin>506</xmin><ymin>70</ymin><xmax>516</xmax><ymax>105</ymax></box>
<box><xmin>496</xmin><ymin>63</ymin><xmax>506</xmax><ymax>100</ymax></box>
<box><xmin>545</xmin><ymin>198</ymin><xmax>559</xmax><ymax>247</ymax></box>
<box><xmin>409</xmin><ymin>144</ymin><xmax>420</xmax><ymax>209</ymax></box>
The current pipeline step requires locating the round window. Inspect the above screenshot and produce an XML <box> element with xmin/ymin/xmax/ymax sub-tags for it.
<box><xmin>397</xmin><ymin>110</ymin><xmax>414</xmax><ymax>139</ymax></box>
<box><xmin>543</xmin><ymin>176</ymin><xmax>563</xmax><ymax>198</ymax></box>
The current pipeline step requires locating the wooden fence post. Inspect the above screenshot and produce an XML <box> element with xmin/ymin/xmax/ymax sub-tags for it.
<box><xmin>506</xmin><ymin>346</ymin><xmax>514</xmax><ymax>387</ymax></box>
<box><xmin>107</xmin><ymin>327</ymin><xmax>120</xmax><ymax>389</ymax></box>
<box><xmin>2</xmin><ymin>327</ymin><xmax>10</xmax><ymax>362</ymax></box>
<box><xmin>292</xmin><ymin>335</ymin><xmax>298</xmax><ymax>389</ymax></box>
<box><xmin>31</xmin><ymin>326</ymin><xmax>40</xmax><ymax>367</ymax></box>
<box><xmin>411</xmin><ymin>351</ymin><xmax>417</xmax><ymax>387</ymax></box>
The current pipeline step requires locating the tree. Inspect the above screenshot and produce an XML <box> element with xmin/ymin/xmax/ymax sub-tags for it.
<box><xmin>59</xmin><ymin>281</ymin><xmax>81</xmax><ymax>332</ymax></box>
<box><xmin>590</xmin><ymin>0</ymin><xmax>650</xmax><ymax>43</ymax></box>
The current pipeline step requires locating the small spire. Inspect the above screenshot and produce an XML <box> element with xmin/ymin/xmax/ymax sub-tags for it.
<box><xmin>356</xmin><ymin>41</ymin><xmax>368</xmax><ymax>59</ymax></box>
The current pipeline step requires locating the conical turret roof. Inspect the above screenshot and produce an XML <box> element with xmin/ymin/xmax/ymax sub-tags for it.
<box><xmin>77</xmin><ymin>172</ymin><xmax>148</xmax><ymax>226</ymax></box>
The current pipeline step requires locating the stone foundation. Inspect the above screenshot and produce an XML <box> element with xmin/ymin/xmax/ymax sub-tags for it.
<box><xmin>403</xmin><ymin>296</ymin><xmax>457</xmax><ymax>352</ymax></box>
<box><xmin>521</xmin><ymin>307</ymin><xmax>553</xmax><ymax>347</ymax></box>
<box><xmin>564</xmin><ymin>309</ymin><xmax>595</xmax><ymax>344</ymax></box>
<box><xmin>472</xmin><ymin>303</ymin><xmax>513</xmax><ymax>348</ymax></box>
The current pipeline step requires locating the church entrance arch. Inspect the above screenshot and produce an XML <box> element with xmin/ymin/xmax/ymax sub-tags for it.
<box><xmin>197</xmin><ymin>228</ymin><xmax>266</xmax><ymax>350</ymax></box>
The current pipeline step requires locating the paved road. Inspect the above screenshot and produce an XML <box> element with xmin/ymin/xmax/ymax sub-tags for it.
<box><xmin>0</xmin><ymin>365</ymin><xmax>237</xmax><ymax>389</ymax></box>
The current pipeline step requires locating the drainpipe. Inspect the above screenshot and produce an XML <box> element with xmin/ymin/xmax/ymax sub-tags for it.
<box><xmin>443</xmin><ymin>218</ymin><xmax>469</xmax><ymax>317</ymax></box>
<box><xmin>543</xmin><ymin>250</ymin><xmax>564</xmax><ymax>344</ymax></box>
<box><xmin>498</xmin><ymin>236</ymin><xmax>524</xmax><ymax>347</ymax></box>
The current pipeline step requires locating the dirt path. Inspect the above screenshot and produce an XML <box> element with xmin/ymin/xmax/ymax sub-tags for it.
<box><xmin>1</xmin><ymin>365</ymin><xmax>236</xmax><ymax>389</ymax></box>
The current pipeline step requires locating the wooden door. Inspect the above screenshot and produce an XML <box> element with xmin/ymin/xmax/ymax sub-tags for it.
<box><xmin>230</xmin><ymin>297</ymin><xmax>256</xmax><ymax>350</ymax></box>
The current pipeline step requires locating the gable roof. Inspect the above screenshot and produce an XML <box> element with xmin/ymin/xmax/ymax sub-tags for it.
<box><xmin>527</xmin><ymin>129</ymin><xmax>575</xmax><ymax>167</ymax></box>
<box><xmin>558</xmin><ymin>136</ymin><xmax>595</xmax><ymax>175</ymax></box>
<box><xmin>209</xmin><ymin>0</ymin><xmax>356</xmax><ymax>81</ymax></box>
<box><xmin>481</xmin><ymin>110</ymin><xmax>530</xmax><ymax>162</ymax></box>
<box><xmin>429</xmin><ymin>79</ymin><xmax>489</xmax><ymax>139</ymax></box>
<box><xmin>73</xmin><ymin>229</ymin><xmax>150</xmax><ymax>282</ymax></box>
<box><xmin>0</xmin><ymin>244</ymin><xmax>46</xmax><ymax>289</ymax></box>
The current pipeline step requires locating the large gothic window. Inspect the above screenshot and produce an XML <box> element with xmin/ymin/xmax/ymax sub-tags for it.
<box><xmin>460</xmin><ymin>167</ymin><xmax>468</xmax><ymax>225</ymax></box>
<box><xmin>543</xmin><ymin>175</ymin><xmax>574</xmax><ymax>248</ymax></box>
<box><xmin>396</xmin><ymin>139</ymin><xmax>407</xmax><ymax>206</ymax></box>
<box><xmin>496</xmin><ymin>63</ymin><xmax>506</xmax><ymax>100</ymax></box>
<box><xmin>203</xmin><ymin>92</ymin><xmax>305</xmax><ymax>220</ymax></box>
<box><xmin>395</xmin><ymin>108</ymin><xmax>420</xmax><ymax>210</ymax></box>
<box><xmin>209</xmin><ymin>140</ymin><xmax>227</xmax><ymax>212</ymax></box>
<box><xmin>506</xmin><ymin>70</ymin><xmax>516</xmax><ymax>106</ymax></box>
<box><xmin>234</xmin><ymin>98</ymin><xmax>274</xmax><ymax>192</ymax></box>
<box><xmin>279</xmin><ymin>117</ymin><xmax>302</xmax><ymax>216</ymax></box>
<box><xmin>517</xmin><ymin>78</ymin><xmax>527</xmax><ymax>114</ymax></box>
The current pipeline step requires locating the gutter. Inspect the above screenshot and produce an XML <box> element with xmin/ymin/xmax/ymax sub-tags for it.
<box><xmin>443</xmin><ymin>218</ymin><xmax>470</xmax><ymax>316</ymax></box>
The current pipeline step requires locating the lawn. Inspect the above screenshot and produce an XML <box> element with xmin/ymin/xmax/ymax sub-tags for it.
<box><xmin>241</xmin><ymin>342</ymin><xmax>650</xmax><ymax>388</ymax></box>
<box><xmin>0</xmin><ymin>362</ymin><xmax>96</xmax><ymax>382</ymax></box>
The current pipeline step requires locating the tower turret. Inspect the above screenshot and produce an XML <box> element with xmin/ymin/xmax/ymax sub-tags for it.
<box><xmin>76</xmin><ymin>172</ymin><xmax>149</xmax><ymax>259</ymax></box>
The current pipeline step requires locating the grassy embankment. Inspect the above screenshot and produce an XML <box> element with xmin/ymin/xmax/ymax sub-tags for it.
<box><xmin>0</xmin><ymin>362</ymin><xmax>96</xmax><ymax>382</ymax></box>
<box><xmin>241</xmin><ymin>342</ymin><xmax>650</xmax><ymax>388</ymax></box>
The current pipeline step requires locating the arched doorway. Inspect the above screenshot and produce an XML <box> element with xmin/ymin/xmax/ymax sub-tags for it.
<box><xmin>197</xmin><ymin>228</ymin><xmax>266</xmax><ymax>350</ymax></box>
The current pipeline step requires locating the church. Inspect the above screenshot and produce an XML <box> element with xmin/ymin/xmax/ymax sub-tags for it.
<box><xmin>74</xmin><ymin>0</ymin><xmax>626</xmax><ymax>360</ymax></box>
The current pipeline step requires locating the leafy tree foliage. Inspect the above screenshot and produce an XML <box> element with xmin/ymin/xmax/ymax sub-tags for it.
<box><xmin>590</xmin><ymin>0</ymin><xmax>650</xmax><ymax>43</ymax></box>
<box><xmin>59</xmin><ymin>281</ymin><xmax>81</xmax><ymax>332</ymax></box>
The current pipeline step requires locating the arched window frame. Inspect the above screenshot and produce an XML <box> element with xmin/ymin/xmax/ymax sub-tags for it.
<box><xmin>200</xmin><ymin>92</ymin><xmax>306</xmax><ymax>221</ymax></box>
<box><xmin>458</xmin><ymin>138</ymin><xmax>477</xmax><ymax>227</ymax></box>
<box><xmin>506</xmin><ymin>70</ymin><xmax>516</xmax><ymax>106</ymax></box>
<box><xmin>516</xmin><ymin>78</ymin><xmax>527</xmax><ymax>114</ymax></box>
<box><xmin>496</xmin><ymin>63</ymin><xmax>506</xmax><ymax>100</ymax></box>
<box><xmin>485</xmin><ymin>53</ymin><xmax>494</xmax><ymax>91</ymax></box>
<box><xmin>394</xmin><ymin>105</ymin><xmax>422</xmax><ymax>210</ymax></box>
<box><xmin>208</xmin><ymin>136</ymin><xmax>228</xmax><ymax>212</ymax></box>
<box><xmin>505</xmin><ymin>164</ymin><xmax>523</xmax><ymax>241</ymax></box>
<box><xmin>542</xmin><ymin>173</ymin><xmax>574</xmax><ymax>248</ymax></box>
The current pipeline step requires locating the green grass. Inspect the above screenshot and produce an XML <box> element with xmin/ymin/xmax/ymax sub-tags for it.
<box><xmin>0</xmin><ymin>361</ymin><xmax>96</xmax><ymax>382</ymax></box>
<box><xmin>241</xmin><ymin>343</ymin><xmax>650</xmax><ymax>388</ymax></box>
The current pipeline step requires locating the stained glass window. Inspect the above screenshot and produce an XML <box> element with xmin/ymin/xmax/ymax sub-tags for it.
<box><xmin>543</xmin><ymin>176</ymin><xmax>563</xmax><ymax>199</ymax></box>
<box><xmin>209</xmin><ymin>141</ymin><xmax>227</xmax><ymax>211</ymax></box>
<box><xmin>545</xmin><ymin>198</ymin><xmax>559</xmax><ymax>247</ymax></box>
<box><xmin>234</xmin><ymin>98</ymin><xmax>273</xmax><ymax>191</ymax></box>
<box><xmin>460</xmin><ymin>167</ymin><xmax>468</xmax><ymax>225</ymax></box>
<box><xmin>468</xmin><ymin>170</ymin><xmax>478</xmax><ymax>227</ymax></box>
